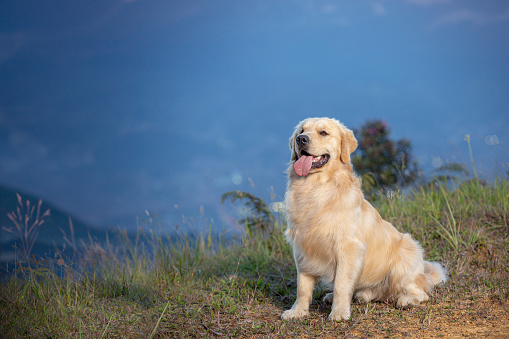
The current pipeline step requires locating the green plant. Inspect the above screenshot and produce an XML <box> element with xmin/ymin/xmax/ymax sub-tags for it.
<box><xmin>427</xmin><ymin>185</ymin><xmax>461</xmax><ymax>251</ymax></box>
<box><xmin>221</xmin><ymin>190</ymin><xmax>276</xmax><ymax>236</ymax></box>
<box><xmin>352</xmin><ymin>120</ymin><xmax>420</xmax><ymax>193</ymax></box>
<box><xmin>432</xmin><ymin>162</ymin><xmax>470</xmax><ymax>184</ymax></box>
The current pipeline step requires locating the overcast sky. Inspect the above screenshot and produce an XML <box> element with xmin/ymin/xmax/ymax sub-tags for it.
<box><xmin>1</xmin><ymin>0</ymin><xmax>508</xmax><ymax>231</ymax></box>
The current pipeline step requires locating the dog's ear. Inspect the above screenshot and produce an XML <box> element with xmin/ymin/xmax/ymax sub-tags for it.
<box><xmin>340</xmin><ymin>128</ymin><xmax>358</xmax><ymax>164</ymax></box>
<box><xmin>289</xmin><ymin>129</ymin><xmax>299</xmax><ymax>162</ymax></box>
<box><xmin>289</xmin><ymin>122</ymin><xmax>303</xmax><ymax>162</ymax></box>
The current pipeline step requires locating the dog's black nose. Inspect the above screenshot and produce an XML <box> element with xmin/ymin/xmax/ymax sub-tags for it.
<box><xmin>296</xmin><ymin>134</ymin><xmax>310</xmax><ymax>146</ymax></box>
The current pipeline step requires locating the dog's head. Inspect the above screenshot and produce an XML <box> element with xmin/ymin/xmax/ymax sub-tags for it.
<box><xmin>289</xmin><ymin>117</ymin><xmax>357</xmax><ymax>177</ymax></box>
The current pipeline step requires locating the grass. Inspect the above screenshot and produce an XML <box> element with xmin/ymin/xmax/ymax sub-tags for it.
<box><xmin>1</xmin><ymin>173</ymin><xmax>508</xmax><ymax>338</ymax></box>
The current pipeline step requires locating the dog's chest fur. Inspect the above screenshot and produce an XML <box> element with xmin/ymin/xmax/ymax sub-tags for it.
<box><xmin>284</xmin><ymin>174</ymin><xmax>363</xmax><ymax>279</ymax></box>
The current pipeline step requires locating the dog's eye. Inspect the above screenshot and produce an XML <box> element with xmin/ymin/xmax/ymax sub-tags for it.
<box><xmin>320</xmin><ymin>131</ymin><xmax>328</xmax><ymax>136</ymax></box>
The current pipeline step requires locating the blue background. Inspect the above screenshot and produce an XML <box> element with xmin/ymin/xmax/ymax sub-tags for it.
<box><xmin>1</xmin><ymin>0</ymin><xmax>507</xmax><ymax>231</ymax></box>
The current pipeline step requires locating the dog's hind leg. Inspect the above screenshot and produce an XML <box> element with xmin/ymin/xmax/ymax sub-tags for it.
<box><xmin>354</xmin><ymin>288</ymin><xmax>376</xmax><ymax>303</ymax></box>
<box><xmin>323</xmin><ymin>292</ymin><xmax>334</xmax><ymax>303</ymax></box>
<box><xmin>395</xmin><ymin>270</ymin><xmax>431</xmax><ymax>308</ymax></box>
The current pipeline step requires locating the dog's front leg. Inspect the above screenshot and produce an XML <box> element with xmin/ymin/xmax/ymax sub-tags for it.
<box><xmin>329</xmin><ymin>239</ymin><xmax>366</xmax><ymax>321</ymax></box>
<box><xmin>281</xmin><ymin>270</ymin><xmax>316</xmax><ymax>320</ymax></box>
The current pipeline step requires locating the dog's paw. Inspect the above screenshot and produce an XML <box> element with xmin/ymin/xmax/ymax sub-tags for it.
<box><xmin>396</xmin><ymin>295</ymin><xmax>421</xmax><ymax>309</ymax></box>
<box><xmin>354</xmin><ymin>289</ymin><xmax>373</xmax><ymax>303</ymax></box>
<box><xmin>328</xmin><ymin>307</ymin><xmax>351</xmax><ymax>321</ymax></box>
<box><xmin>281</xmin><ymin>308</ymin><xmax>309</xmax><ymax>320</ymax></box>
<box><xmin>323</xmin><ymin>293</ymin><xmax>333</xmax><ymax>303</ymax></box>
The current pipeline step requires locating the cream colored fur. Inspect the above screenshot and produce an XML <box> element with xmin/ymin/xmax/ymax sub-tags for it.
<box><xmin>281</xmin><ymin>117</ymin><xmax>447</xmax><ymax>322</ymax></box>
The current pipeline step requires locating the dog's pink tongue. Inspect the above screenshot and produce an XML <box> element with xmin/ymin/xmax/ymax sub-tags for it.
<box><xmin>294</xmin><ymin>156</ymin><xmax>313</xmax><ymax>176</ymax></box>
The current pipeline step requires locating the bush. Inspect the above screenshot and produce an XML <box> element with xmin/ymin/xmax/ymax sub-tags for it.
<box><xmin>352</xmin><ymin>120</ymin><xmax>420</xmax><ymax>193</ymax></box>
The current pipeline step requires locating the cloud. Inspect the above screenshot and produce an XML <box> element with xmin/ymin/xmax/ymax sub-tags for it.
<box><xmin>0</xmin><ymin>32</ymin><xmax>30</xmax><ymax>64</ymax></box>
<box><xmin>373</xmin><ymin>2</ymin><xmax>387</xmax><ymax>16</ymax></box>
<box><xmin>180</xmin><ymin>122</ymin><xmax>235</xmax><ymax>152</ymax></box>
<box><xmin>117</xmin><ymin>119</ymin><xmax>154</xmax><ymax>136</ymax></box>
<box><xmin>321</xmin><ymin>4</ymin><xmax>337</xmax><ymax>14</ymax></box>
<box><xmin>0</xmin><ymin>107</ymin><xmax>6</xmax><ymax>127</ymax></box>
<box><xmin>406</xmin><ymin>0</ymin><xmax>451</xmax><ymax>5</ymax></box>
<box><xmin>173</xmin><ymin>4</ymin><xmax>202</xmax><ymax>22</ymax></box>
<box><xmin>0</xmin><ymin>130</ymin><xmax>49</xmax><ymax>173</ymax></box>
<box><xmin>432</xmin><ymin>9</ymin><xmax>509</xmax><ymax>27</ymax></box>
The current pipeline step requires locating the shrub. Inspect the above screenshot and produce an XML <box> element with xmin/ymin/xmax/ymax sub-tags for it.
<box><xmin>352</xmin><ymin>120</ymin><xmax>420</xmax><ymax>194</ymax></box>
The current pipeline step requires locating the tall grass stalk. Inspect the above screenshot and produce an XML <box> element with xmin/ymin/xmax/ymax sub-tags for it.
<box><xmin>3</xmin><ymin>193</ymin><xmax>50</xmax><ymax>262</ymax></box>
<box><xmin>464</xmin><ymin>134</ymin><xmax>478</xmax><ymax>179</ymax></box>
<box><xmin>149</xmin><ymin>300</ymin><xmax>170</xmax><ymax>339</ymax></box>
<box><xmin>428</xmin><ymin>185</ymin><xmax>460</xmax><ymax>251</ymax></box>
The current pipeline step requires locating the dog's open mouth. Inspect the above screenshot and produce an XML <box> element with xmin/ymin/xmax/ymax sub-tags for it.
<box><xmin>294</xmin><ymin>151</ymin><xmax>330</xmax><ymax>177</ymax></box>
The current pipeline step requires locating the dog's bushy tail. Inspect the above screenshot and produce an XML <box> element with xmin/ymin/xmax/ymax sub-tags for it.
<box><xmin>424</xmin><ymin>261</ymin><xmax>447</xmax><ymax>285</ymax></box>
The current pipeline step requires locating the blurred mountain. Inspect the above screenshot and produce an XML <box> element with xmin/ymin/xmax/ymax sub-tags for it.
<box><xmin>0</xmin><ymin>185</ymin><xmax>108</xmax><ymax>265</ymax></box>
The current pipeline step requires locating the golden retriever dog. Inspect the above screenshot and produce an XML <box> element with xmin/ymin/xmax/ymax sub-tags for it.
<box><xmin>281</xmin><ymin>117</ymin><xmax>446</xmax><ymax>321</ymax></box>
